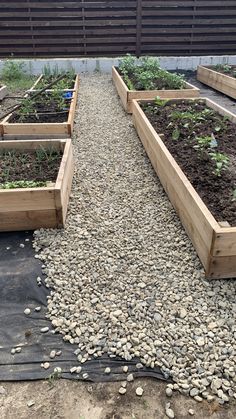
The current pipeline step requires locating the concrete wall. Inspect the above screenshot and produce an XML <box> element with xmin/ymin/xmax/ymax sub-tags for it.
<box><xmin>1</xmin><ymin>56</ymin><xmax>236</xmax><ymax>74</ymax></box>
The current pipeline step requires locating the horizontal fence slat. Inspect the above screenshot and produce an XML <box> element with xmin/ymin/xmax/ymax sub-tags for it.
<box><xmin>0</xmin><ymin>1</ymin><xmax>236</xmax><ymax>57</ymax></box>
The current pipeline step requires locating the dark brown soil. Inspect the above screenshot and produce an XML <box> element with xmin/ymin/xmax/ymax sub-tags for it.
<box><xmin>0</xmin><ymin>148</ymin><xmax>62</xmax><ymax>184</ymax></box>
<box><xmin>209</xmin><ymin>65</ymin><xmax>236</xmax><ymax>78</ymax></box>
<box><xmin>9</xmin><ymin>94</ymin><xmax>70</xmax><ymax>123</ymax></box>
<box><xmin>142</xmin><ymin>99</ymin><xmax>236</xmax><ymax>226</ymax></box>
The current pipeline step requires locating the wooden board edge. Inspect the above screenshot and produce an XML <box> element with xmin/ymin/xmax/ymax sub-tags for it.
<box><xmin>112</xmin><ymin>66</ymin><xmax>129</xmax><ymax>111</ymax></box>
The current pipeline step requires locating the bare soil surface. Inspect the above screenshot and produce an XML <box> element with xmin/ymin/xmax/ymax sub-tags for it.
<box><xmin>0</xmin><ymin>149</ymin><xmax>62</xmax><ymax>184</ymax></box>
<box><xmin>0</xmin><ymin>379</ymin><xmax>236</xmax><ymax>419</ymax></box>
<box><xmin>142</xmin><ymin>99</ymin><xmax>236</xmax><ymax>226</ymax></box>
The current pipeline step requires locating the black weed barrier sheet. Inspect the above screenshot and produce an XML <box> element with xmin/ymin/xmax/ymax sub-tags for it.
<box><xmin>0</xmin><ymin>231</ymin><xmax>169</xmax><ymax>383</ymax></box>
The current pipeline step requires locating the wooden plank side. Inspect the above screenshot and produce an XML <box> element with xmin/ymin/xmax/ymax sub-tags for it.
<box><xmin>0</xmin><ymin>139</ymin><xmax>64</xmax><ymax>151</ymax></box>
<box><xmin>197</xmin><ymin>66</ymin><xmax>236</xmax><ymax>100</ymax></box>
<box><xmin>207</xmin><ymin>255</ymin><xmax>236</xmax><ymax>279</ymax></box>
<box><xmin>112</xmin><ymin>66</ymin><xmax>129</xmax><ymax>112</ymax></box>
<box><xmin>212</xmin><ymin>228</ymin><xmax>236</xmax><ymax>257</ymax></box>
<box><xmin>0</xmin><ymin>209</ymin><xmax>58</xmax><ymax>232</ymax></box>
<box><xmin>0</xmin><ymin>85</ymin><xmax>8</xmax><ymax>100</ymax></box>
<box><xmin>0</xmin><ymin>189</ymin><xmax>56</xmax><ymax>211</ymax></box>
<box><xmin>132</xmin><ymin>100</ymin><xmax>218</xmax><ymax>271</ymax></box>
<box><xmin>3</xmin><ymin>121</ymin><xmax>69</xmax><ymax>137</ymax></box>
<box><xmin>60</xmin><ymin>148</ymin><xmax>74</xmax><ymax>224</ymax></box>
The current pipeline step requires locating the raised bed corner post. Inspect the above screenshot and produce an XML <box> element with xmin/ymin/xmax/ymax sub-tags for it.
<box><xmin>136</xmin><ymin>0</ymin><xmax>142</xmax><ymax>57</ymax></box>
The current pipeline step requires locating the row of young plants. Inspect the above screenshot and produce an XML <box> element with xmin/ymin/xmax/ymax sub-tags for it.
<box><xmin>211</xmin><ymin>63</ymin><xmax>236</xmax><ymax>78</ymax></box>
<box><xmin>118</xmin><ymin>55</ymin><xmax>186</xmax><ymax>91</ymax></box>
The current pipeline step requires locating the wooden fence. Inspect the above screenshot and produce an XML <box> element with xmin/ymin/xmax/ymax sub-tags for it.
<box><xmin>0</xmin><ymin>0</ymin><xmax>236</xmax><ymax>58</ymax></box>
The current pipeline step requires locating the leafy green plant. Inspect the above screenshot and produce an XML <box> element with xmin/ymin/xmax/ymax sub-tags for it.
<box><xmin>154</xmin><ymin>96</ymin><xmax>169</xmax><ymax>107</ymax></box>
<box><xmin>17</xmin><ymin>97</ymin><xmax>35</xmax><ymax>122</ymax></box>
<box><xmin>0</xmin><ymin>180</ymin><xmax>46</xmax><ymax>189</ymax></box>
<box><xmin>209</xmin><ymin>152</ymin><xmax>230</xmax><ymax>176</ymax></box>
<box><xmin>172</xmin><ymin>128</ymin><xmax>180</xmax><ymax>140</ymax></box>
<box><xmin>213</xmin><ymin>64</ymin><xmax>231</xmax><ymax>73</ymax></box>
<box><xmin>1</xmin><ymin>60</ymin><xmax>26</xmax><ymax>81</ymax></box>
<box><xmin>118</xmin><ymin>54</ymin><xmax>185</xmax><ymax>91</ymax></box>
<box><xmin>193</xmin><ymin>135</ymin><xmax>218</xmax><ymax>154</ymax></box>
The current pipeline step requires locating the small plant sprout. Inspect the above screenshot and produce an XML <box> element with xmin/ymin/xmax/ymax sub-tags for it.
<box><xmin>154</xmin><ymin>96</ymin><xmax>169</xmax><ymax>107</ymax></box>
<box><xmin>193</xmin><ymin>134</ymin><xmax>218</xmax><ymax>154</ymax></box>
<box><xmin>172</xmin><ymin>128</ymin><xmax>180</xmax><ymax>140</ymax></box>
<box><xmin>209</xmin><ymin>152</ymin><xmax>230</xmax><ymax>176</ymax></box>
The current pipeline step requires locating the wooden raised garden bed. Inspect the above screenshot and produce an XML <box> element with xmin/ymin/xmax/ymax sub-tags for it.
<box><xmin>0</xmin><ymin>138</ymin><xmax>73</xmax><ymax>231</ymax></box>
<box><xmin>0</xmin><ymin>85</ymin><xmax>8</xmax><ymax>100</ymax></box>
<box><xmin>0</xmin><ymin>75</ymin><xmax>79</xmax><ymax>140</ymax></box>
<box><xmin>29</xmin><ymin>73</ymin><xmax>80</xmax><ymax>93</ymax></box>
<box><xmin>132</xmin><ymin>97</ymin><xmax>236</xmax><ymax>279</ymax></box>
<box><xmin>112</xmin><ymin>66</ymin><xmax>200</xmax><ymax>113</ymax></box>
<box><xmin>197</xmin><ymin>65</ymin><xmax>236</xmax><ymax>99</ymax></box>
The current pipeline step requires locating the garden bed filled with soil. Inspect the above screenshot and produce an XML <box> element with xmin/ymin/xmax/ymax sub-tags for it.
<box><xmin>142</xmin><ymin>98</ymin><xmax>236</xmax><ymax>226</ymax></box>
<box><xmin>132</xmin><ymin>97</ymin><xmax>236</xmax><ymax>278</ymax></box>
<box><xmin>197</xmin><ymin>65</ymin><xmax>236</xmax><ymax>99</ymax></box>
<box><xmin>31</xmin><ymin>73</ymin><xmax>79</xmax><ymax>92</ymax></box>
<box><xmin>0</xmin><ymin>138</ymin><xmax>74</xmax><ymax>231</ymax></box>
<box><xmin>1</xmin><ymin>90</ymin><xmax>78</xmax><ymax>139</ymax></box>
<box><xmin>113</xmin><ymin>56</ymin><xmax>199</xmax><ymax>112</ymax></box>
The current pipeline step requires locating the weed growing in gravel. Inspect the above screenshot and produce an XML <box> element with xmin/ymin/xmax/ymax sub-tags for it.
<box><xmin>118</xmin><ymin>55</ymin><xmax>185</xmax><ymax>91</ymax></box>
<box><xmin>0</xmin><ymin>60</ymin><xmax>35</xmax><ymax>90</ymax></box>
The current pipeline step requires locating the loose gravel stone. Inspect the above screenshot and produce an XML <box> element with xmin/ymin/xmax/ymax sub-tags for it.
<box><xmin>166</xmin><ymin>387</ymin><xmax>173</xmax><ymax>397</ymax></box>
<box><xmin>27</xmin><ymin>400</ymin><xmax>35</xmax><ymax>407</ymax></box>
<box><xmin>127</xmin><ymin>373</ymin><xmax>134</xmax><ymax>382</ymax></box>
<box><xmin>50</xmin><ymin>350</ymin><xmax>56</xmax><ymax>359</ymax></box>
<box><xmin>119</xmin><ymin>387</ymin><xmax>127</xmax><ymax>395</ymax></box>
<box><xmin>136</xmin><ymin>387</ymin><xmax>143</xmax><ymax>396</ymax></box>
<box><xmin>165</xmin><ymin>403</ymin><xmax>175</xmax><ymax>418</ymax></box>
<box><xmin>188</xmin><ymin>409</ymin><xmax>195</xmax><ymax>416</ymax></box>
<box><xmin>104</xmin><ymin>367</ymin><xmax>111</xmax><ymax>374</ymax></box>
<box><xmin>35</xmin><ymin>306</ymin><xmax>41</xmax><ymax>312</ymax></box>
<box><xmin>42</xmin><ymin>362</ymin><xmax>50</xmax><ymax>370</ymax></box>
<box><xmin>33</xmin><ymin>73</ymin><xmax>236</xmax><ymax>403</ymax></box>
<box><xmin>40</xmin><ymin>327</ymin><xmax>49</xmax><ymax>333</ymax></box>
<box><xmin>15</xmin><ymin>347</ymin><xmax>22</xmax><ymax>353</ymax></box>
<box><xmin>123</xmin><ymin>366</ymin><xmax>128</xmax><ymax>373</ymax></box>
<box><xmin>24</xmin><ymin>308</ymin><xmax>31</xmax><ymax>315</ymax></box>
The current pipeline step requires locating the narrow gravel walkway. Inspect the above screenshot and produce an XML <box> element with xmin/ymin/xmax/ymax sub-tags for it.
<box><xmin>34</xmin><ymin>74</ymin><xmax>236</xmax><ymax>403</ymax></box>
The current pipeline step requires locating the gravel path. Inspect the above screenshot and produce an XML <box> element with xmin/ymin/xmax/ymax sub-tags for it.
<box><xmin>34</xmin><ymin>73</ymin><xmax>236</xmax><ymax>404</ymax></box>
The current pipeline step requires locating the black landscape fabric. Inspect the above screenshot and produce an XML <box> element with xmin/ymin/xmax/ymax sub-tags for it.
<box><xmin>0</xmin><ymin>231</ymin><xmax>168</xmax><ymax>382</ymax></box>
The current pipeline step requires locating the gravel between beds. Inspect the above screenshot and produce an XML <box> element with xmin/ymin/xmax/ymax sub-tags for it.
<box><xmin>34</xmin><ymin>73</ymin><xmax>236</xmax><ymax>404</ymax></box>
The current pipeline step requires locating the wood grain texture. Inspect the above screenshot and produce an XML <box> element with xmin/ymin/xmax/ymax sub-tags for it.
<box><xmin>132</xmin><ymin>98</ymin><xmax>236</xmax><ymax>279</ymax></box>
<box><xmin>197</xmin><ymin>65</ymin><xmax>236</xmax><ymax>99</ymax></box>
<box><xmin>0</xmin><ymin>85</ymin><xmax>8</xmax><ymax>100</ymax></box>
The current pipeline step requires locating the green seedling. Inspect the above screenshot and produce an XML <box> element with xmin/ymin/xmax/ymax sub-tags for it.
<box><xmin>209</xmin><ymin>152</ymin><xmax>230</xmax><ymax>176</ymax></box>
<box><xmin>154</xmin><ymin>96</ymin><xmax>169</xmax><ymax>107</ymax></box>
<box><xmin>193</xmin><ymin>135</ymin><xmax>218</xmax><ymax>154</ymax></box>
<box><xmin>172</xmin><ymin>128</ymin><xmax>180</xmax><ymax>140</ymax></box>
<box><xmin>0</xmin><ymin>180</ymin><xmax>46</xmax><ymax>189</ymax></box>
